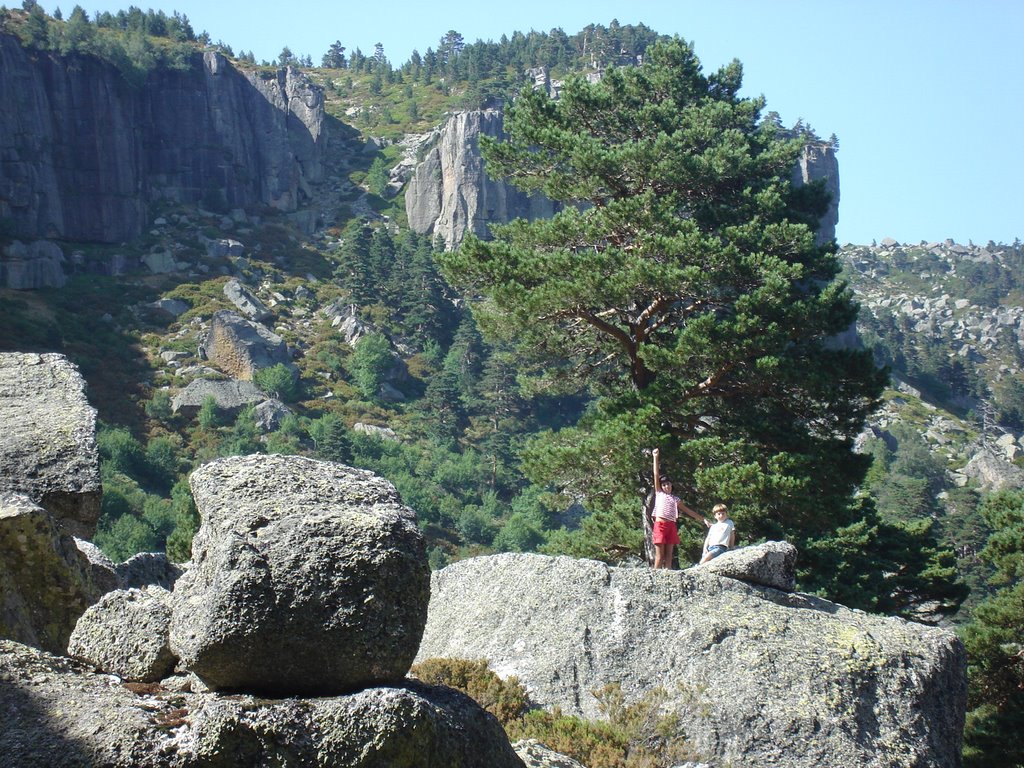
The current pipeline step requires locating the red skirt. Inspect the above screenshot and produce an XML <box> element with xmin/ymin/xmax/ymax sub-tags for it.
<box><xmin>652</xmin><ymin>518</ymin><xmax>680</xmax><ymax>545</ymax></box>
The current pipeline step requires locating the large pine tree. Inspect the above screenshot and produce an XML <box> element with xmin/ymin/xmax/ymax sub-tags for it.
<box><xmin>439</xmin><ymin>38</ymin><xmax>911</xmax><ymax>601</ymax></box>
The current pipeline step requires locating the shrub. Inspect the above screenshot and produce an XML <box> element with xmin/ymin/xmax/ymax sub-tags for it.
<box><xmin>253</xmin><ymin>363</ymin><xmax>301</xmax><ymax>402</ymax></box>
<box><xmin>410</xmin><ymin>658</ymin><xmax>698</xmax><ymax>768</ymax></box>
<box><xmin>409</xmin><ymin>658</ymin><xmax>530</xmax><ymax>725</ymax></box>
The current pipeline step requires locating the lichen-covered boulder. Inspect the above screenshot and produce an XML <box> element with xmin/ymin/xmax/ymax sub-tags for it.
<box><xmin>68</xmin><ymin>588</ymin><xmax>176</xmax><ymax>683</ymax></box>
<box><xmin>417</xmin><ymin>553</ymin><xmax>966</xmax><ymax>768</ymax></box>
<box><xmin>695</xmin><ymin>540</ymin><xmax>798</xmax><ymax>591</ymax></box>
<box><xmin>0</xmin><ymin>352</ymin><xmax>101</xmax><ymax>538</ymax></box>
<box><xmin>184</xmin><ymin>682</ymin><xmax>524</xmax><ymax>767</ymax></box>
<box><xmin>0</xmin><ymin>493</ymin><xmax>101</xmax><ymax>653</ymax></box>
<box><xmin>170</xmin><ymin>454</ymin><xmax>429</xmax><ymax>695</ymax></box>
<box><xmin>0</xmin><ymin>639</ymin><xmax>524</xmax><ymax>767</ymax></box>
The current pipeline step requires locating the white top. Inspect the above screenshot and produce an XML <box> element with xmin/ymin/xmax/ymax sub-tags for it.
<box><xmin>652</xmin><ymin>491</ymin><xmax>678</xmax><ymax>521</ymax></box>
<box><xmin>705</xmin><ymin>519</ymin><xmax>734</xmax><ymax>548</ymax></box>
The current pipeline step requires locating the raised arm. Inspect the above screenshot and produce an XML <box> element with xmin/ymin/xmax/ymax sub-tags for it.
<box><xmin>652</xmin><ymin>448</ymin><xmax>663</xmax><ymax>493</ymax></box>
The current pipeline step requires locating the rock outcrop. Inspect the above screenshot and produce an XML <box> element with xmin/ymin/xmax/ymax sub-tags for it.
<box><xmin>169</xmin><ymin>378</ymin><xmax>267</xmax><ymax>416</ymax></box>
<box><xmin>0</xmin><ymin>33</ymin><xmax>324</xmax><ymax>243</ymax></box>
<box><xmin>0</xmin><ymin>239</ymin><xmax>67</xmax><ymax>289</ymax></box>
<box><xmin>0</xmin><ymin>639</ymin><xmax>524</xmax><ymax>767</ymax></box>
<box><xmin>0</xmin><ymin>352</ymin><xmax>101</xmax><ymax>538</ymax></box>
<box><xmin>222</xmin><ymin>278</ymin><xmax>272</xmax><ymax>322</ymax></box>
<box><xmin>68</xmin><ymin>587</ymin><xmax>176</xmax><ymax>683</ymax></box>
<box><xmin>792</xmin><ymin>140</ymin><xmax>840</xmax><ymax>244</ymax></box>
<box><xmin>170</xmin><ymin>454</ymin><xmax>430</xmax><ymax>695</ymax></box>
<box><xmin>417</xmin><ymin>553</ymin><xmax>966</xmax><ymax>768</ymax></box>
<box><xmin>698</xmin><ymin>540</ymin><xmax>797</xmax><ymax>591</ymax></box>
<box><xmin>0</xmin><ymin>493</ymin><xmax>102</xmax><ymax>654</ymax></box>
<box><xmin>405</xmin><ymin>109</ymin><xmax>558</xmax><ymax>250</ymax></box>
<box><xmin>200</xmin><ymin>310</ymin><xmax>292</xmax><ymax>381</ymax></box>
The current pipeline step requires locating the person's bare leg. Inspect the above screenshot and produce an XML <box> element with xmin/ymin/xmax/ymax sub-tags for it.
<box><xmin>654</xmin><ymin>543</ymin><xmax>667</xmax><ymax>569</ymax></box>
<box><xmin>665</xmin><ymin>544</ymin><xmax>675</xmax><ymax>570</ymax></box>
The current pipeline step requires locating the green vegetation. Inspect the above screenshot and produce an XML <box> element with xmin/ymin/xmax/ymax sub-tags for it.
<box><xmin>961</xmin><ymin>490</ymin><xmax>1024</xmax><ymax>768</ymax></box>
<box><xmin>437</xmin><ymin>37</ymin><xmax>957</xmax><ymax>614</ymax></box>
<box><xmin>410</xmin><ymin>658</ymin><xmax>697</xmax><ymax>767</ymax></box>
<box><xmin>2</xmin><ymin>10</ymin><xmax>1020</xmax><ymax>763</ymax></box>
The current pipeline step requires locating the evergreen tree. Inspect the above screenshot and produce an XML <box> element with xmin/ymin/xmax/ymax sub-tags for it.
<box><xmin>336</xmin><ymin>222</ymin><xmax>377</xmax><ymax>308</ymax></box>
<box><xmin>309</xmin><ymin>413</ymin><xmax>353</xmax><ymax>463</ymax></box>
<box><xmin>961</xmin><ymin>490</ymin><xmax>1024</xmax><ymax>768</ymax></box>
<box><xmin>440</xmin><ymin>38</ymin><xmax>895</xmax><ymax>600</ymax></box>
<box><xmin>400</xmin><ymin>235</ymin><xmax>452</xmax><ymax>346</ymax></box>
<box><xmin>321</xmin><ymin>40</ymin><xmax>346</xmax><ymax>69</ymax></box>
<box><xmin>447</xmin><ymin>314</ymin><xmax>487</xmax><ymax>410</ymax></box>
<box><xmin>466</xmin><ymin>347</ymin><xmax>529</xmax><ymax>492</ymax></box>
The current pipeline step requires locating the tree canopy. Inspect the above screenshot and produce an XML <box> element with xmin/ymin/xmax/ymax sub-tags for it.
<box><xmin>439</xmin><ymin>38</ymin><xmax>906</xmax><ymax>601</ymax></box>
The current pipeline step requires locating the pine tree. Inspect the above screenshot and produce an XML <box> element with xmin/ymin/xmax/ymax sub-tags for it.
<box><xmin>961</xmin><ymin>490</ymin><xmax>1024</xmax><ymax>768</ymax></box>
<box><xmin>336</xmin><ymin>222</ymin><xmax>376</xmax><ymax>308</ymax></box>
<box><xmin>440</xmin><ymin>38</ymin><xmax>896</xmax><ymax>598</ymax></box>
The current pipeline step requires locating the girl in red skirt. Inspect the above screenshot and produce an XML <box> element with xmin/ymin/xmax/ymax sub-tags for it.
<box><xmin>651</xmin><ymin>448</ymin><xmax>709</xmax><ymax>569</ymax></box>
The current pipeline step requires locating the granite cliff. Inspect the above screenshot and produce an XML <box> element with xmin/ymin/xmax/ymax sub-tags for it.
<box><xmin>0</xmin><ymin>32</ymin><xmax>324</xmax><ymax>244</ymax></box>
<box><xmin>405</xmin><ymin>109</ymin><xmax>839</xmax><ymax>251</ymax></box>
<box><xmin>405</xmin><ymin>109</ymin><xmax>559</xmax><ymax>250</ymax></box>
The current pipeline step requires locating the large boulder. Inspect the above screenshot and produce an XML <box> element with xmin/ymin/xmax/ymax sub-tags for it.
<box><xmin>696</xmin><ymin>540</ymin><xmax>797</xmax><ymax>591</ymax></box>
<box><xmin>960</xmin><ymin>447</ymin><xmax>1024</xmax><ymax>491</ymax></box>
<box><xmin>170</xmin><ymin>455</ymin><xmax>430</xmax><ymax>695</ymax></box>
<box><xmin>0</xmin><ymin>352</ymin><xmax>101</xmax><ymax>538</ymax></box>
<box><xmin>417</xmin><ymin>553</ymin><xmax>966</xmax><ymax>768</ymax></box>
<box><xmin>0</xmin><ymin>493</ymin><xmax>102</xmax><ymax>653</ymax></box>
<box><xmin>116</xmin><ymin>552</ymin><xmax>186</xmax><ymax>591</ymax></box>
<box><xmin>68</xmin><ymin>588</ymin><xmax>176</xmax><ymax>683</ymax></box>
<box><xmin>74</xmin><ymin>537</ymin><xmax>120</xmax><ymax>595</ymax></box>
<box><xmin>0</xmin><ymin>639</ymin><xmax>524</xmax><ymax>767</ymax></box>
<box><xmin>200</xmin><ymin>310</ymin><xmax>291</xmax><ymax>381</ymax></box>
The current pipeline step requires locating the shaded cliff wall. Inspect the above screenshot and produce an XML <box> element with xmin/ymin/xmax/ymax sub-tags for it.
<box><xmin>0</xmin><ymin>34</ymin><xmax>324</xmax><ymax>243</ymax></box>
<box><xmin>406</xmin><ymin>108</ymin><xmax>840</xmax><ymax>251</ymax></box>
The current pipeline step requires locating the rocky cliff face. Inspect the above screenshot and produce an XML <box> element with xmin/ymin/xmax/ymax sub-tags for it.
<box><xmin>405</xmin><ymin>109</ymin><xmax>839</xmax><ymax>251</ymax></box>
<box><xmin>0</xmin><ymin>33</ymin><xmax>324</xmax><ymax>243</ymax></box>
<box><xmin>405</xmin><ymin>109</ymin><xmax>558</xmax><ymax>250</ymax></box>
<box><xmin>793</xmin><ymin>140</ymin><xmax>840</xmax><ymax>244</ymax></box>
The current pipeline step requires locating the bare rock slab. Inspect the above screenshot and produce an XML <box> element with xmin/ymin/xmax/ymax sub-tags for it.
<box><xmin>417</xmin><ymin>553</ymin><xmax>966</xmax><ymax>768</ymax></box>
<box><xmin>170</xmin><ymin>455</ymin><xmax>430</xmax><ymax>695</ymax></box>
<box><xmin>0</xmin><ymin>352</ymin><xmax>100</xmax><ymax>538</ymax></box>
<box><xmin>68</xmin><ymin>588</ymin><xmax>176</xmax><ymax>683</ymax></box>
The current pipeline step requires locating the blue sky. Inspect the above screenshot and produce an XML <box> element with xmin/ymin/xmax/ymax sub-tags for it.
<box><xmin>36</xmin><ymin>0</ymin><xmax>1024</xmax><ymax>246</ymax></box>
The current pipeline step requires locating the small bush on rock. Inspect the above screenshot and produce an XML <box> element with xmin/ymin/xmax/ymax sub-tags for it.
<box><xmin>410</xmin><ymin>660</ymin><xmax>698</xmax><ymax>768</ymax></box>
<box><xmin>410</xmin><ymin>658</ymin><xmax>529</xmax><ymax>725</ymax></box>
